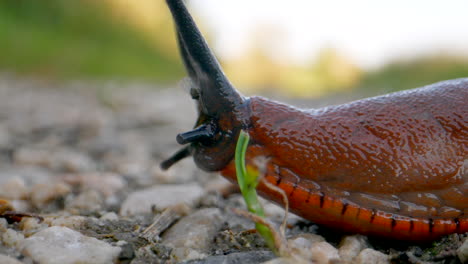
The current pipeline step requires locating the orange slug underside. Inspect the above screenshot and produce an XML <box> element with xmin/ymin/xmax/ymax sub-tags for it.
<box><xmin>221</xmin><ymin>80</ymin><xmax>467</xmax><ymax>241</ymax></box>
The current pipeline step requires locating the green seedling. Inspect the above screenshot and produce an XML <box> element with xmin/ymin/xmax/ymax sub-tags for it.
<box><xmin>234</xmin><ymin>130</ymin><xmax>277</xmax><ymax>253</ymax></box>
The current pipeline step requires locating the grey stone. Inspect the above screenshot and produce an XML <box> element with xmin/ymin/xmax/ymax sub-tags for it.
<box><xmin>457</xmin><ymin>237</ymin><xmax>468</xmax><ymax>263</ymax></box>
<box><xmin>162</xmin><ymin>208</ymin><xmax>225</xmax><ymax>261</ymax></box>
<box><xmin>0</xmin><ymin>254</ymin><xmax>23</xmax><ymax>264</ymax></box>
<box><xmin>338</xmin><ymin>235</ymin><xmax>368</xmax><ymax>263</ymax></box>
<box><xmin>183</xmin><ymin>251</ymin><xmax>275</xmax><ymax>264</ymax></box>
<box><xmin>120</xmin><ymin>184</ymin><xmax>204</xmax><ymax>216</ymax></box>
<box><xmin>22</xmin><ymin>226</ymin><xmax>121</xmax><ymax>264</ymax></box>
<box><xmin>354</xmin><ymin>248</ymin><xmax>390</xmax><ymax>264</ymax></box>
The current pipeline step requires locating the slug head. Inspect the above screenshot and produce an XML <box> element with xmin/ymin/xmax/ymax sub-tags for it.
<box><xmin>161</xmin><ymin>0</ymin><xmax>248</xmax><ymax>171</ymax></box>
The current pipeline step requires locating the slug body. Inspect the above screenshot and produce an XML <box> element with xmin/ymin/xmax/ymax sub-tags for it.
<box><xmin>163</xmin><ymin>0</ymin><xmax>467</xmax><ymax>241</ymax></box>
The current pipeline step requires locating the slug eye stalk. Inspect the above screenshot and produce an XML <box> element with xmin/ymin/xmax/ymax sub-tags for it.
<box><xmin>161</xmin><ymin>0</ymin><xmax>248</xmax><ymax>171</ymax></box>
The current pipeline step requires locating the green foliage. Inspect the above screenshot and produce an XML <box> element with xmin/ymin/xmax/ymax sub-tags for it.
<box><xmin>235</xmin><ymin>131</ymin><xmax>277</xmax><ymax>253</ymax></box>
<box><xmin>0</xmin><ymin>0</ymin><xmax>183</xmax><ymax>82</ymax></box>
<box><xmin>356</xmin><ymin>55</ymin><xmax>468</xmax><ymax>93</ymax></box>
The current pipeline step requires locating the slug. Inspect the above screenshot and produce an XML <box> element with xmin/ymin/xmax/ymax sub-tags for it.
<box><xmin>161</xmin><ymin>0</ymin><xmax>467</xmax><ymax>241</ymax></box>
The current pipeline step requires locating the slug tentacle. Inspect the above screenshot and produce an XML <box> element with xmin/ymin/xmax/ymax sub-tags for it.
<box><xmin>176</xmin><ymin>124</ymin><xmax>215</xmax><ymax>145</ymax></box>
<box><xmin>165</xmin><ymin>0</ymin><xmax>244</xmax><ymax>117</ymax></box>
<box><xmin>160</xmin><ymin>146</ymin><xmax>191</xmax><ymax>170</ymax></box>
<box><xmin>163</xmin><ymin>0</ymin><xmax>467</xmax><ymax>240</ymax></box>
<box><xmin>163</xmin><ymin>0</ymin><xmax>249</xmax><ymax>171</ymax></box>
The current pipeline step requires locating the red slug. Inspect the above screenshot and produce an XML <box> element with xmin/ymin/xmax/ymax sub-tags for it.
<box><xmin>162</xmin><ymin>0</ymin><xmax>467</xmax><ymax>241</ymax></box>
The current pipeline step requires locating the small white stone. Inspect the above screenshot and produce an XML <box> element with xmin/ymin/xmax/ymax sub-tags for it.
<box><xmin>115</xmin><ymin>240</ymin><xmax>128</xmax><ymax>247</ymax></box>
<box><xmin>150</xmin><ymin>159</ymin><xmax>197</xmax><ymax>184</ymax></box>
<box><xmin>0</xmin><ymin>254</ymin><xmax>23</xmax><ymax>264</ymax></box>
<box><xmin>0</xmin><ymin>177</ymin><xmax>28</xmax><ymax>200</ymax></box>
<box><xmin>100</xmin><ymin>212</ymin><xmax>119</xmax><ymax>221</ymax></box>
<box><xmin>172</xmin><ymin>248</ymin><xmax>206</xmax><ymax>261</ymax></box>
<box><xmin>2</xmin><ymin>229</ymin><xmax>24</xmax><ymax>249</ymax></box>
<box><xmin>0</xmin><ymin>218</ymin><xmax>8</xmax><ymax>232</ymax></box>
<box><xmin>66</xmin><ymin>190</ymin><xmax>103</xmax><ymax>213</ymax></box>
<box><xmin>162</xmin><ymin>208</ymin><xmax>224</xmax><ymax>261</ymax></box>
<box><xmin>457</xmin><ymin>237</ymin><xmax>468</xmax><ymax>263</ymax></box>
<box><xmin>62</xmin><ymin>172</ymin><xmax>125</xmax><ymax>197</ymax></box>
<box><xmin>262</xmin><ymin>257</ymin><xmax>295</xmax><ymax>264</ymax></box>
<box><xmin>120</xmin><ymin>184</ymin><xmax>204</xmax><ymax>216</ymax></box>
<box><xmin>19</xmin><ymin>217</ymin><xmax>46</xmax><ymax>234</ymax></box>
<box><xmin>338</xmin><ymin>235</ymin><xmax>368</xmax><ymax>263</ymax></box>
<box><xmin>288</xmin><ymin>233</ymin><xmax>326</xmax><ymax>260</ymax></box>
<box><xmin>21</xmin><ymin>226</ymin><xmax>121</xmax><ymax>264</ymax></box>
<box><xmin>45</xmin><ymin>216</ymin><xmax>86</xmax><ymax>230</ymax></box>
<box><xmin>14</xmin><ymin>148</ymin><xmax>51</xmax><ymax>168</ymax></box>
<box><xmin>30</xmin><ymin>182</ymin><xmax>71</xmax><ymax>207</ymax></box>
<box><xmin>0</xmin><ymin>124</ymin><xmax>10</xmax><ymax>148</ymax></box>
<box><xmin>309</xmin><ymin>241</ymin><xmax>341</xmax><ymax>264</ymax></box>
<box><xmin>289</xmin><ymin>233</ymin><xmax>325</xmax><ymax>248</ymax></box>
<box><xmin>354</xmin><ymin>248</ymin><xmax>390</xmax><ymax>264</ymax></box>
<box><xmin>10</xmin><ymin>200</ymin><xmax>31</xmax><ymax>212</ymax></box>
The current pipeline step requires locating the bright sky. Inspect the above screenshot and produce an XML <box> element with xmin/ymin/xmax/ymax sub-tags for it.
<box><xmin>191</xmin><ymin>0</ymin><xmax>468</xmax><ymax>69</ymax></box>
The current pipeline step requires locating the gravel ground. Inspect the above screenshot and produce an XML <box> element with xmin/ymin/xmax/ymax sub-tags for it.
<box><xmin>0</xmin><ymin>76</ymin><xmax>466</xmax><ymax>264</ymax></box>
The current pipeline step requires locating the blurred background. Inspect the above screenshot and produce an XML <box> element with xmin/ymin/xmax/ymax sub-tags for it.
<box><xmin>1</xmin><ymin>0</ymin><xmax>468</xmax><ymax>98</ymax></box>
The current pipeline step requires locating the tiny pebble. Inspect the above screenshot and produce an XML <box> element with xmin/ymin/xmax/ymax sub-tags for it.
<box><xmin>45</xmin><ymin>216</ymin><xmax>86</xmax><ymax>230</ymax></box>
<box><xmin>162</xmin><ymin>208</ymin><xmax>225</xmax><ymax>261</ymax></box>
<box><xmin>288</xmin><ymin>233</ymin><xmax>326</xmax><ymax>260</ymax></box>
<box><xmin>30</xmin><ymin>182</ymin><xmax>71</xmax><ymax>207</ymax></box>
<box><xmin>0</xmin><ymin>177</ymin><xmax>28</xmax><ymax>200</ymax></box>
<box><xmin>66</xmin><ymin>189</ymin><xmax>103</xmax><ymax>214</ymax></box>
<box><xmin>19</xmin><ymin>217</ymin><xmax>45</xmax><ymax>233</ymax></box>
<box><xmin>0</xmin><ymin>254</ymin><xmax>23</xmax><ymax>264</ymax></box>
<box><xmin>100</xmin><ymin>212</ymin><xmax>119</xmax><ymax>221</ymax></box>
<box><xmin>457</xmin><ymin>237</ymin><xmax>468</xmax><ymax>263</ymax></box>
<box><xmin>22</xmin><ymin>226</ymin><xmax>121</xmax><ymax>264</ymax></box>
<box><xmin>62</xmin><ymin>172</ymin><xmax>125</xmax><ymax>197</ymax></box>
<box><xmin>10</xmin><ymin>199</ymin><xmax>31</xmax><ymax>212</ymax></box>
<box><xmin>309</xmin><ymin>241</ymin><xmax>341</xmax><ymax>264</ymax></box>
<box><xmin>338</xmin><ymin>235</ymin><xmax>368</xmax><ymax>262</ymax></box>
<box><xmin>2</xmin><ymin>229</ymin><xmax>25</xmax><ymax>249</ymax></box>
<box><xmin>354</xmin><ymin>248</ymin><xmax>390</xmax><ymax>264</ymax></box>
<box><xmin>120</xmin><ymin>184</ymin><xmax>204</xmax><ymax>216</ymax></box>
<box><xmin>0</xmin><ymin>218</ymin><xmax>8</xmax><ymax>232</ymax></box>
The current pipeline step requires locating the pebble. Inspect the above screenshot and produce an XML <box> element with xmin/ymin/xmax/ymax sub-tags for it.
<box><xmin>66</xmin><ymin>189</ymin><xmax>104</xmax><ymax>214</ymax></box>
<box><xmin>100</xmin><ymin>212</ymin><xmax>119</xmax><ymax>221</ymax></box>
<box><xmin>185</xmin><ymin>250</ymin><xmax>275</xmax><ymax>264</ymax></box>
<box><xmin>119</xmin><ymin>183</ymin><xmax>204</xmax><ymax>216</ymax></box>
<box><xmin>162</xmin><ymin>208</ymin><xmax>225</xmax><ymax>261</ymax></box>
<box><xmin>457</xmin><ymin>237</ymin><xmax>468</xmax><ymax>263</ymax></box>
<box><xmin>30</xmin><ymin>182</ymin><xmax>71</xmax><ymax>207</ymax></box>
<box><xmin>2</xmin><ymin>229</ymin><xmax>25</xmax><ymax>249</ymax></box>
<box><xmin>338</xmin><ymin>235</ymin><xmax>369</xmax><ymax>263</ymax></box>
<box><xmin>0</xmin><ymin>218</ymin><xmax>8</xmax><ymax>232</ymax></box>
<box><xmin>0</xmin><ymin>166</ymin><xmax>53</xmax><ymax>187</ymax></box>
<box><xmin>0</xmin><ymin>177</ymin><xmax>28</xmax><ymax>200</ymax></box>
<box><xmin>354</xmin><ymin>248</ymin><xmax>390</xmax><ymax>264</ymax></box>
<box><xmin>21</xmin><ymin>226</ymin><xmax>121</xmax><ymax>264</ymax></box>
<box><xmin>309</xmin><ymin>241</ymin><xmax>341</xmax><ymax>264</ymax></box>
<box><xmin>10</xmin><ymin>199</ymin><xmax>31</xmax><ymax>212</ymax></box>
<box><xmin>0</xmin><ymin>254</ymin><xmax>23</xmax><ymax>264</ymax></box>
<box><xmin>19</xmin><ymin>217</ymin><xmax>46</xmax><ymax>235</ymax></box>
<box><xmin>0</xmin><ymin>124</ymin><xmax>10</xmax><ymax>148</ymax></box>
<box><xmin>62</xmin><ymin>172</ymin><xmax>125</xmax><ymax>197</ymax></box>
<box><xmin>263</xmin><ymin>257</ymin><xmax>300</xmax><ymax>264</ymax></box>
<box><xmin>151</xmin><ymin>159</ymin><xmax>199</xmax><ymax>184</ymax></box>
<box><xmin>45</xmin><ymin>215</ymin><xmax>87</xmax><ymax>230</ymax></box>
<box><xmin>13</xmin><ymin>148</ymin><xmax>51</xmax><ymax>168</ymax></box>
<box><xmin>288</xmin><ymin>233</ymin><xmax>326</xmax><ymax>260</ymax></box>
<box><xmin>14</xmin><ymin>148</ymin><xmax>95</xmax><ymax>172</ymax></box>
